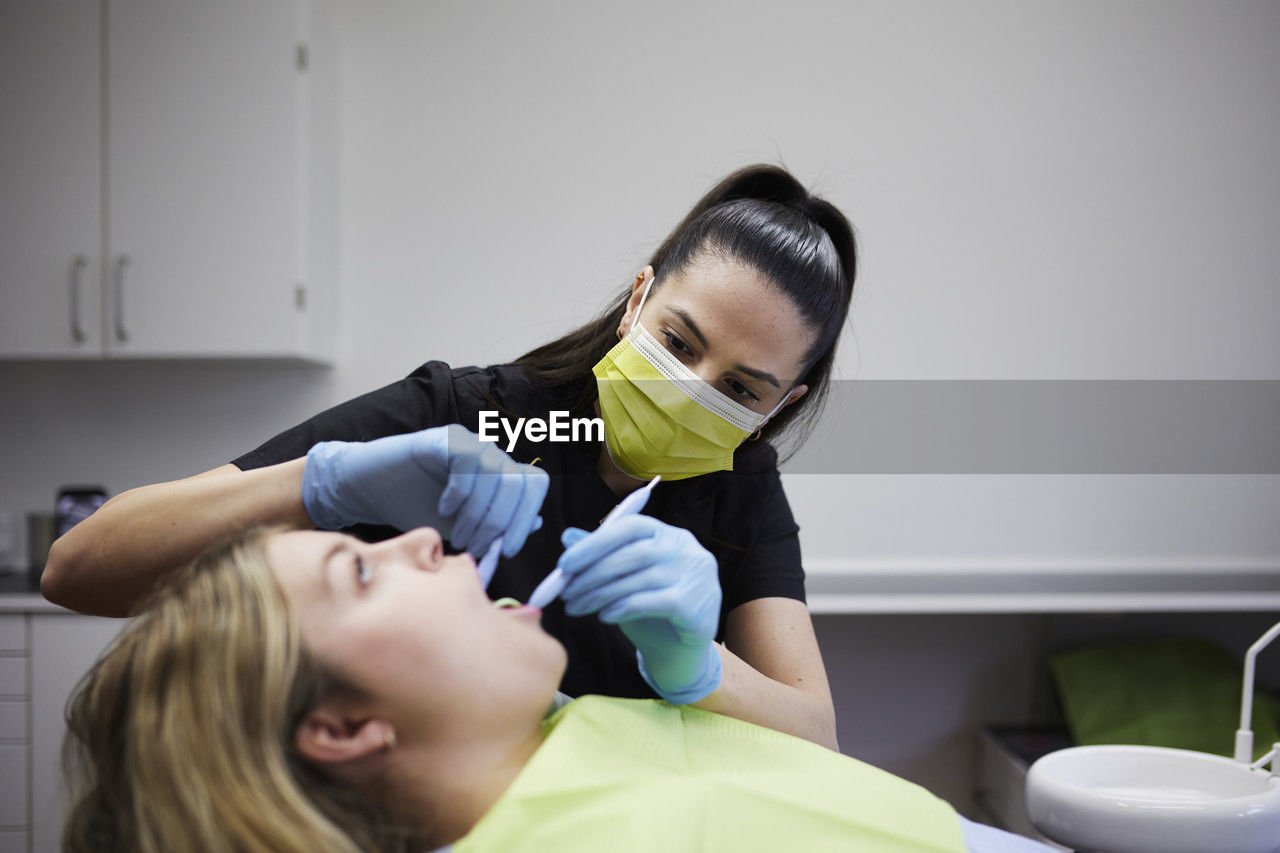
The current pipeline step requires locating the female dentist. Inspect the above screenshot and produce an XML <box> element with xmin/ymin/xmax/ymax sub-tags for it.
<box><xmin>43</xmin><ymin>163</ymin><xmax>857</xmax><ymax>750</ymax></box>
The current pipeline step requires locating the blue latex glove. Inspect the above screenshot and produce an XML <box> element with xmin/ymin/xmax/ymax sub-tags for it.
<box><xmin>301</xmin><ymin>424</ymin><xmax>548</xmax><ymax>558</ymax></box>
<box><xmin>557</xmin><ymin>516</ymin><xmax>723</xmax><ymax>704</ymax></box>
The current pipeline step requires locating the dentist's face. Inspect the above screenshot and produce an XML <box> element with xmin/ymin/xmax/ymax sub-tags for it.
<box><xmin>622</xmin><ymin>255</ymin><xmax>817</xmax><ymax>416</ymax></box>
<box><xmin>265</xmin><ymin>528</ymin><xmax>566</xmax><ymax>738</ymax></box>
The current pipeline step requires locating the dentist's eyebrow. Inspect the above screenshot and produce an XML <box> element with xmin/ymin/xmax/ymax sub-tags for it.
<box><xmin>667</xmin><ymin>307</ymin><xmax>708</xmax><ymax>348</ymax></box>
<box><xmin>733</xmin><ymin>363</ymin><xmax>782</xmax><ymax>389</ymax></box>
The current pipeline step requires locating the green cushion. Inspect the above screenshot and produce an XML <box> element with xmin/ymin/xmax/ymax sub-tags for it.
<box><xmin>1051</xmin><ymin>637</ymin><xmax>1280</xmax><ymax>761</ymax></box>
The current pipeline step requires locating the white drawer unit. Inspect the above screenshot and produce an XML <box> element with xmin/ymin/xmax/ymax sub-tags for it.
<box><xmin>0</xmin><ymin>659</ymin><xmax>27</xmax><ymax>700</ymax></box>
<box><xmin>31</xmin><ymin>614</ymin><xmax>124</xmax><ymax>852</ymax></box>
<box><xmin>0</xmin><ymin>617</ymin><xmax>25</xmax><ymax>653</ymax></box>
<box><xmin>0</xmin><ymin>702</ymin><xmax>25</xmax><ymax>742</ymax></box>
<box><xmin>0</xmin><ymin>742</ymin><xmax>28</xmax><ymax>829</ymax></box>
<box><xmin>0</xmin><ymin>614</ymin><xmax>28</xmax><ymax>850</ymax></box>
<box><xmin>0</xmin><ymin>830</ymin><xmax>28</xmax><ymax>853</ymax></box>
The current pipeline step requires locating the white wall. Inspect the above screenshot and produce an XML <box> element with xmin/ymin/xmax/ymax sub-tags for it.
<box><xmin>331</xmin><ymin>0</ymin><xmax>1280</xmax><ymax>380</ymax></box>
<box><xmin>6</xmin><ymin>0</ymin><xmax>1278</xmax><ymax>570</ymax></box>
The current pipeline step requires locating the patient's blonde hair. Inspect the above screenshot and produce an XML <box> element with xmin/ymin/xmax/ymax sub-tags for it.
<box><xmin>62</xmin><ymin>529</ymin><xmax>426</xmax><ymax>852</ymax></box>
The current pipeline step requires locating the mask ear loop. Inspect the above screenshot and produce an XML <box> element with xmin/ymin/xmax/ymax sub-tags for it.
<box><xmin>628</xmin><ymin>274</ymin><xmax>655</xmax><ymax>336</ymax></box>
<box><xmin>750</xmin><ymin>389</ymin><xmax>793</xmax><ymax>440</ymax></box>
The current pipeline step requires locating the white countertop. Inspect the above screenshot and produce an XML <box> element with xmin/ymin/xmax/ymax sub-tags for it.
<box><xmin>804</xmin><ymin>560</ymin><xmax>1280</xmax><ymax>614</ymax></box>
<box><xmin>0</xmin><ymin>572</ymin><xmax>70</xmax><ymax>612</ymax></box>
<box><xmin>0</xmin><ymin>593</ymin><xmax>69</xmax><ymax>614</ymax></box>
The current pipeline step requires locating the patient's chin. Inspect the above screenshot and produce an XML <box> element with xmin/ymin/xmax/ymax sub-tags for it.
<box><xmin>544</xmin><ymin>635</ymin><xmax>569</xmax><ymax>679</ymax></box>
<box><xmin>523</xmin><ymin>635</ymin><xmax>569</xmax><ymax>708</ymax></box>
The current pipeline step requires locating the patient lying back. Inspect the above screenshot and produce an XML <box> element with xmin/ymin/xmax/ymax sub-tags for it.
<box><xmin>62</xmin><ymin>527</ymin><xmax>1049</xmax><ymax>852</ymax></box>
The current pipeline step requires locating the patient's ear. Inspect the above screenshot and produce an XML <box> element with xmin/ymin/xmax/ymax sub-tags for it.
<box><xmin>295</xmin><ymin>706</ymin><xmax>395</xmax><ymax>766</ymax></box>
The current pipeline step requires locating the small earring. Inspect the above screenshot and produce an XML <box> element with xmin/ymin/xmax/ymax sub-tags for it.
<box><xmin>617</xmin><ymin>327</ymin><xmax>625</xmax><ymax>340</ymax></box>
<box><xmin>383</xmin><ymin>730</ymin><xmax>397</xmax><ymax>752</ymax></box>
<box><xmin>636</xmin><ymin>272</ymin><xmax>645</xmax><ymax>284</ymax></box>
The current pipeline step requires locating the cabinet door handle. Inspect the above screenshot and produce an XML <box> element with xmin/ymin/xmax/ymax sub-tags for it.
<box><xmin>113</xmin><ymin>254</ymin><xmax>130</xmax><ymax>343</ymax></box>
<box><xmin>69</xmin><ymin>255</ymin><xmax>88</xmax><ymax>343</ymax></box>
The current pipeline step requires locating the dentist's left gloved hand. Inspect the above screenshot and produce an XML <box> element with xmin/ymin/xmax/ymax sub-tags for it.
<box><xmin>301</xmin><ymin>424</ymin><xmax>548</xmax><ymax>557</ymax></box>
<box><xmin>557</xmin><ymin>516</ymin><xmax>723</xmax><ymax>705</ymax></box>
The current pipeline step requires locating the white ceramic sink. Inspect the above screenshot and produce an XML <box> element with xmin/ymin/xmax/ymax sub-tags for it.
<box><xmin>1026</xmin><ymin>745</ymin><xmax>1280</xmax><ymax>853</ymax></box>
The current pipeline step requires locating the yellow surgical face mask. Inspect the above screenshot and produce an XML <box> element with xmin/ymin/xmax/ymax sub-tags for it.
<box><xmin>592</xmin><ymin>281</ymin><xmax>790</xmax><ymax>481</ymax></box>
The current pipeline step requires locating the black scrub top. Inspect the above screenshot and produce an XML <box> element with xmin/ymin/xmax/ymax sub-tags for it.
<box><xmin>232</xmin><ymin>361</ymin><xmax>806</xmax><ymax>700</ymax></box>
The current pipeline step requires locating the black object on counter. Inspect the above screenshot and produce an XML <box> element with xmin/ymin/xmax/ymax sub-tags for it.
<box><xmin>55</xmin><ymin>486</ymin><xmax>108</xmax><ymax>539</ymax></box>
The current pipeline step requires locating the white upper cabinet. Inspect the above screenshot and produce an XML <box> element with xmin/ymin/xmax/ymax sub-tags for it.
<box><xmin>0</xmin><ymin>0</ymin><xmax>336</xmax><ymax>362</ymax></box>
<box><xmin>0</xmin><ymin>0</ymin><xmax>103</xmax><ymax>356</ymax></box>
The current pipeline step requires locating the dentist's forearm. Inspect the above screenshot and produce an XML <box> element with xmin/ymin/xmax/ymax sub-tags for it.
<box><xmin>41</xmin><ymin>459</ymin><xmax>311</xmax><ymax>617</ymax></box>
<box><xmin>692</xmin><ymin>644</ymin><xmax>840</xmax><ymax>751</ymax></box>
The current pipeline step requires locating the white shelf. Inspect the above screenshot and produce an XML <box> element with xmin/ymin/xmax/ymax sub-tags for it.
<box><xmin>805</xmin><ymin>562</ymin><xmax>1280</xmax><ymax>614</ymax></box>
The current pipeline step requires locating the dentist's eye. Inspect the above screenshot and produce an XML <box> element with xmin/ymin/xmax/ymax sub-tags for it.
<box><xmin>726</xmin><ymin>378</ymin><xmax>760</xmax><ymax>402</ymax></box>
<box><xmin>660</xmin><ymin>330</ymin><xmax>693</xmax><ymax>357</ymax></box>
<box><xmin>355</xmin><ymin>555</ymin><xmax>373</xmax><ymax>588</ymax></box>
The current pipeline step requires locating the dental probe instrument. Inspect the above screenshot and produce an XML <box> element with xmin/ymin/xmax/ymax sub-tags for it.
<box><xmin>526</xmin><ymin>475</ymin><xmax>661</xmax><ymax>611</ymax></box>
<box><xmin>476</xmin><ymin>536</ymin><xmax>503</xmax><ymax>588</ymax></box>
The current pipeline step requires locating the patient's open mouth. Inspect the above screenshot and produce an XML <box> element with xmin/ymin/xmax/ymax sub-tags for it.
<box><xmin>492</xmin><ymin>597</ymin><xmax>542</xmax><ymax>617</ymax></box>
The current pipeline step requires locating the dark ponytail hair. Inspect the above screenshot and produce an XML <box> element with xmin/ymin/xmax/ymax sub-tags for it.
<box><xmin>515</xmin><ymin>164</ymin><xmax>857</xmax><ymax>458</ymax></box>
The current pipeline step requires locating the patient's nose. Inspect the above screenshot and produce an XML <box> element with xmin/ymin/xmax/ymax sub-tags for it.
<box><xmin>390</xmin><ymin>527</ymin><xmax>443</xmax><ymax>570</ymax></box>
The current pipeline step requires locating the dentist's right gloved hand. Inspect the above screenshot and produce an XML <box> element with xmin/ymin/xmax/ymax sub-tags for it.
<box><xmin>557</xmin><ymin>517</ymin><xmax>723</xmax><ymax>705</ymax></box>
<box><xmin>301</xmin><ymin>424</ymin><xmax>548</xmax><ymax>558</ymax></box>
